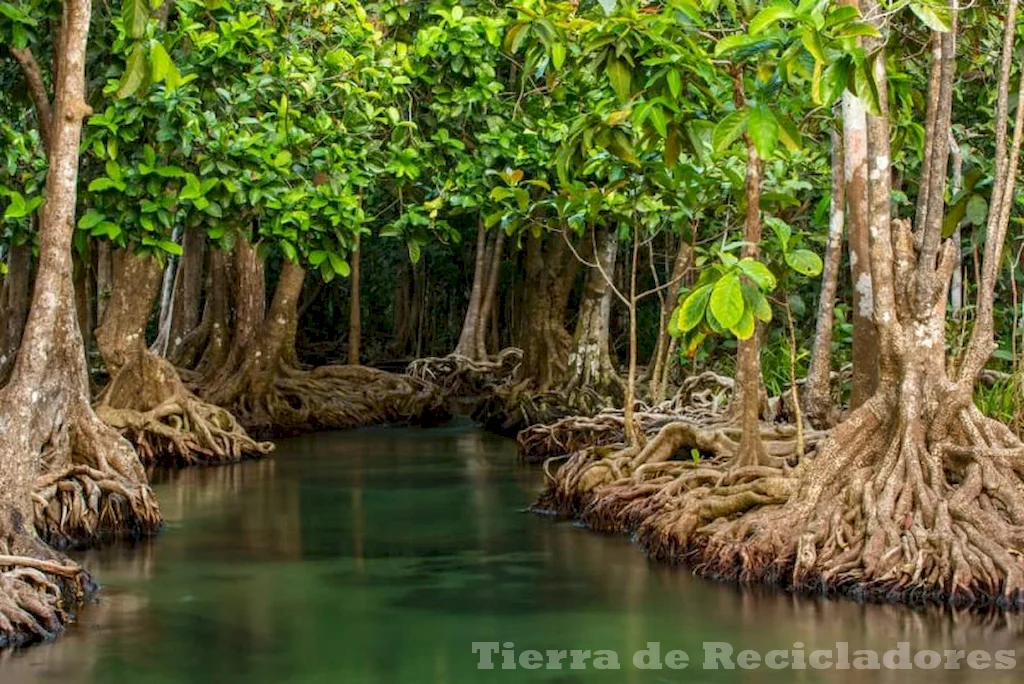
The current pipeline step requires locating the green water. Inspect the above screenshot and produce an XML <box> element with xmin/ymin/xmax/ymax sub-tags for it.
<box><xmin>3</xmin><ymin>423</ymin><xmax>1022</xmax><ymax>683</ymax></box>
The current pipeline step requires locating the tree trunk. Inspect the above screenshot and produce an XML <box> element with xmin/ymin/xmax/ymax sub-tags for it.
<box><xmin>186</xmin><ymin>247</ymin><xmax>231</xmax><ymax>374</ymax></box>
<box><xmin>733</xmin><ymin>137</ymin><xmax>768</xmax><ymax>467</ymax></box>
<box><xmin>95</xmin><ymin>240</ymin><xmax>113</xmax><ymax>324</ymax></box>
<box><xmin>649</xmin><ymin>235</ymin><xmax>693</xmax><ymax>404</ymax></box>
<box><xmin>348</xmin><ymin>235</ymin><xmax>361</xmax><ymax>366</ymax></box>
<box><xmin>0</xmin><ymin>243</ymin><xmax>32</xmax><ymax>383</ymax></box>
<box><xmin>518</xmin><ymin>231</ymin><xmax>579</xmax><ymax>390</ymax></box>
<box><xmin>803</xmin><ymin>124</ymin><xmax>846</xmax><ymax>426</ymax></box>
<box><xmin>204</xmin><ymin>261</ymin><xmax>446</xmax><ymax>436</ymax></box>
<box><xmin>0</xmin><ymin>0</ymin><xmax>160</xmax><ymax>648</ymax></box>
<box><xmin>564</xmin><ymin>225</ymin><xmax>622</xmax><ymax>402</ymax></box>
<box><xmin>454</xmin><ymin>221</ymin><xmax>488</xmax><ymax>359</ymax></box>
<box><xmin>153</xmin><ymin>225</ymin><xmax>205</xmax><ymax>363</ymax></box>
<box><xmin>95</xmin><ymin>248</ymin><xmax>268</xmax><ymax>467</ymax></box>
<box><xmin>474</xmin><ymin>228</ymin><xmax>505</xmax><ymax>359</ymax></box>
<box><xmin>844</xmin><ymin>89</ymin><xmax>878</xmax><ymax>409</ymax></box>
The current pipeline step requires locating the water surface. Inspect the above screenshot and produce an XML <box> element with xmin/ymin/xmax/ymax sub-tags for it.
<box><xmin>3</xmin><ymin>423</ymin><xmax>1022</xmax><ymax>682</ymax></box>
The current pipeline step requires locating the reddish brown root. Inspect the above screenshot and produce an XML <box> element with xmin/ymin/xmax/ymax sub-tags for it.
<box><xmin>0</xmin><ymin>540</ymin><xmax>92</xmax><ymax>649</ymax></box>
<box><xmin>538</xmin><ymin>395</ymin><xmax>1024</xmax><ymax>609</ymax></box>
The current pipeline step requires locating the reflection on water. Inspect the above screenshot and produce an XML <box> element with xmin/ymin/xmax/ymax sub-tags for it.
<box><xmin>2</xmin><ymin>422</ymin><xmax>1022</xmax><ymax>683</ymax></box>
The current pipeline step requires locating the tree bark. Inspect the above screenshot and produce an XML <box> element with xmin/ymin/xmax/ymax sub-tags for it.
<box><xmin>844</xmin><ymin>89</ymin><xmax>879</xmax><ymax>409</ymax></box>
<box><xmin>0</xmin><ymin>0</ymin><xmax>160</xmax><ymax>648</ymax></box>
<box><xmin>518</xmin><ymin>231</ymin><xmax>579</xmax><ymax>390</ymax></box>
<box><xmin>153</xmin><ymin>225</ymin><xmax>205</xmax><ymax>363</ymax></box>
<box><xmin>564</xmin><ymin>224</ymin><xmax>622</xmax><ymax>401</ymax></box>
<box><xmin>0</xmin><ymin>244</ymin><xmax>32</xmax><ymax>383</ymax></box>
<box><xmin>803</xmin><ymin>124</ymin><xmax>845</xmax><ymax>426</ymax></box>
<box><xmin>204</xmin><ymin>261</ymin><xmax>446</xmax><ymax>435</ymax></box>
<box><xmin>474</xmin><ymin>228</ymin><xmax>505</xmax><ymax>359</ymax></box>
<box><xmin>649</xmin><ymin>236</ymin><xmax>693</xmax><ymax>403</ymax></box>
<box><xmin>733</xmin><ymin>135</ymin><xmax>768</xmax><ymax>467</ymax></box>
<box><xmin>454</xmin><ymin>220</ymin><xmax>488</xmax><ymax>359</ymax></box>
<box><xmin>349</xmin><ymin>234</ymin><xmax>361</xmax><ymax>366</ymax></box>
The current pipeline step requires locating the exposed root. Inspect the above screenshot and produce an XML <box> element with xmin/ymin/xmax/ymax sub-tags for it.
<box><xmin>539</xmin><ymin>392</ymin><xmax>1024</xmax><ymax>609</ymax></box>
<box><xmin>33</xmin><ymin>410</ymin><xmax>162</xmax><ymax>549</ymax></box>
<box><xmin>96</xmin><ymin>351</ymin><xmax>272</xmax><ymax>467</ymax></box>
<box><xmin>0</xmin><ymin>540</ymin><xmax>92</xmax><ymax>650</ymax></box>
<box><xmin>519</xmin><ymin>402</ymin><xmax>823</xmax><ymax>465</ymax></box>
<box><xmin>221</xmin><ymin>364</ymin><xmax>451</xmax><ymax>438</ymax></box>
<box><xmin>405</xmin><ymin>347</ymin><xmax>523</xmax><ymax>398</ymax></box>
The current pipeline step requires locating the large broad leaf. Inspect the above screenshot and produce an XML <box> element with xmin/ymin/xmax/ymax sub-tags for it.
<box><xmin>738</xmin><ymin>257</ymin><xmax>777</xmax><ymax>291</ymax></box>
<box><xmin>730</xmin><ymin>307</ymin><xmax>756</xmax><ymax>340</ymax></box>
<box><xmin>679</xmin><ymin>284</ymin><xmax>714</xmax><ymax>333</ymax></box>
<box><xmin>712</xmin><ymin>109</ymin><xmax>749</xmax><ymax>154</ymax></box>
<box><xmin>116</xmin><ymin>44</ymin><xmax>148</xmax><ymax>99</ymax></box>
<box><xmin>749</xmin><ymin>1</ymin><xmax>796</xmax><ymax>35</ymax></box>
<box><xmin>710</xmin><ymin>272</ymin><xmax>744</xmax><ymax>330</ymax></box>
<box><xmin>606</xmin><ymin>56</ymin><xmax>632</xmax><ymax>103</ymax></box>
<box><xmin>785</xmin><ymin>248</ymin><xmax>824</xmax><ymax>277</ymax></box>
<box><xmin>910</xmin><ymin>2</ymin><xmax>952</xmax><ymax>32</ymax></box>
<box><xmin>122</xmin><ymin>0</ymin><xmax>149</xmax><ymax>39</ymax></box>
<box><xmin>747</xmin><ymin>104</ymin><xmax>778</xmax><ymax>159</ymax></box>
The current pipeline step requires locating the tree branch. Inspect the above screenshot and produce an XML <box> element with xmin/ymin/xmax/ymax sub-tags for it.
<box><xmin>9</xmin><ymin>46</ymin><xmax>53</xmax><ymax>151</ymax></box>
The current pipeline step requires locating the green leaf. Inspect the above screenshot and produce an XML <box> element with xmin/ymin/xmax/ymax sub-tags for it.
<box><xmin>749</xmin><ymin>1</ymin><xmax>796</xmax><ymax>35</ymax></box>
<box><xmin>2</xmin><ymin>192</ymin><xmax>27</xmax><ymax>219</ymax></box>
<box><xmin>150</xmin><ymin>42</ymin><xmax>174</xmax><ymax>83</ymax></box>
<box><xmin>328</xmin><ymin>252</ymin><xmax>351</xmax><ymax>277</ymax></box>
<box><xmin>680</xmin><ymin>284</ymin><xmax>714</xmax><ymax>333</ymax></box>
<box><xmin>738</xmin><ymin>258</ymin><xmax>777</xmax><ymax>291</ymax></box>
<box><xmin>747</xmin><ymin>105</ymin><xmax>778</xmax><ymax>159</ymax></box>
<box><xmin>785</xmin><ymin>248</ymin><xmax>824</xmax><ymax>277</ymax></box>
<box><xmin>714</xmin><ymin>34</ymin><xmax>759</xmax><ymax>58</ymax></box>
<box><xmin>281</xmin><ymin>240</ymin><xmax>297</xmax><ymax>262</ymax></box>
<box><xmin>273</xmin><ymin>150</ymin><xmax>293</xmax><ymax>168</ymax></box>
<box><xmin>551</xmin><ymin>42</ymin><xmax>566</xmax><ymax>70</ymax></box>
<box><xmin>408</xmin><ymin>241</ymin><xmax>422</xmax><ymax>264</ymax></box>
<box><xmin>122</xmin><ymin>0</ymin><xmax>149</xmax><ymax>40</ymax></box>
<box><xmin>710</xmin><ymin>272</ymin><xmax>744</xmax><ymax>330</ymax></box>
<box><xmin>77</xmin><ymin>210</ymin><xmax>106</xmax><ymax>230</ymax></box>
<box><xmin>117</xmin><ymin>44</ymin><xmax>148</xmax><ymax>99</ymax></box>
<box><xmin>180</xmin><ymin>175</ymin><xmax>203</xmax><ymax>200</ymax></box>
<box><xmin>667</xmin><ymin>70</ymin><xmax>682</xmax><ymax>99</ymax></box>
<box><xmin>909</xmin><ymin>2</ymin><xmax>952</xmax><ymax>32</ymax></box>
<box><xmin>158</xmin><ymin>240</ymin><xmax>183</xmax><ymax>256</ymax></box>
<box><xmin>309</xmin><ymin>250</ymin><xmax>328</xmax><ymax>266</ymax></box>
<box><xmin>966</xmin><ymin>194</ymin><xmax>988</xmax><ymax>226</ymax></box>
<box><xmin>748</xmin><ymin>286</ymin><xmax>773</xmax><ymax>323</ymax></box>
<box><xmin>504</xmin><ymin>23</ymin><xmax>530</xmax><ymax>54</ymax></box>
<box><xmin>712</xmin><ymin>109</ymin><xmax>749</xmax><ymax>154</ymax></box>
<box><xmin>730</xmin><ymin>307</ymin><xmax>756</xmax><ymax>340</ymax></box>
<box><xmin>606</xmin><ymin>57</ymin><xmax>632</xmax><ymax>103</ymax></box>
<box><xmin>800</xmin><ymin>29</ymin><xmax>826</xmax><ymax>63</ymax></box>
<box><xmin>776</xmin><ymin>116</ymin><xmax>803</xmax><ymax>151</ymax></box>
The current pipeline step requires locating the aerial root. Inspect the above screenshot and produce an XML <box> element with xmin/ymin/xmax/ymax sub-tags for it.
<box><xmin>226</xmin><ymin>364</ymin><xmax>450</xmax><ymax>437</ymax></box>
<box><xmin>405</xmin><ymin>348</ymin><xmax>522</xmax><ymax>398</ymax></box>
<box><xmin>0</xmin><ymin>544</ymin><xmax>91</xmax><ymax>649</ymax></box>
<box><xmin>33</xmin><ymin>463</ymin><xmax>161</xmax><ymax>550</ymax></box>
<box><xmin>97</xmin><ymin>393</ymin><xmax>273</xmax><ymax>467</ymax></box>
<box><xmin>536</xmin><ymin>394</ymin><xmax>1024</xmax><ymax>608</ymax></box>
